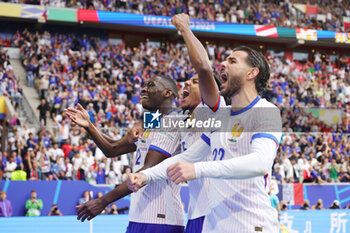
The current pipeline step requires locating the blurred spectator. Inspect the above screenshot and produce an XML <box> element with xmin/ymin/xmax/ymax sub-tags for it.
<box><xmin>107</xmin><ymin>203</ymin><xmax>118</xmax><ymax>215</ymax></box>
<box><xmin>39</xmin><ymin>75</ymin><xmax>50</xmax><ymax>100</ymax></box>
<box><xmin>48</xmin><ymin>204</ymin><xmax>63</xmax><ymax>216</ymax></box>
<box><xmin>344</xmin><ymin>203</ymin><xmax>350</xmax><ymax>209</ymax></box>
<box><xmin>61</xmin><ymin>139</ymin><xmax>72</xmax><ymax>158</ymax></box>
<box><xmin>85</xmin><ymin>165</ymin><xmax>97</xmax><ymax>184</ymax></box>
<box><xmin>299</xmin><ymin>200</ymin><xmax>310</xmax><ymax>210</ymax></box>
<box><xmin>0</xmin><ymin>153</ymin><xmax>4</xmax><ymax>179</ymax></box>
<box><xmin>29</xmin><ymin>161</ymin><xmax>42</xmax><ymax>180</ymax></box>
<box><xmin>3</xmin><ymin>156</ymin><xmax>17</xmax><ymax>180</ymax></box>
<box><xmin>63</xmin><ymin>157</ymin><xmax>73</xmax><ymax>180</ymax></box>
<box><xmin>9</xmin><ymin>113</ymin><xmax>21</xmax><ymax>126</ymax></box>
<box><xmin>12</xmin><ymin>151</ymin><xmax>24</xmax><ymax>171</ymax></box>
<box><xmin>47</xmin><ymin>143</ymin><xmax>64</xmax><ymax>165</ymax></box>
<box><xmin>329</xmin><ymin>160</ymin><xmax>340</xmax><ymax>183</ymax></box>
<box><xmin>68</xmin><ymin>145</ymin><xmax>79</xmax><ymax>162</ymax></box>
<box><xmin>26</xmin><ymin>132</ymin><xmax>38</xmax><ymax>149</ymax></box>
<box><xmin>329</xmin><ymin>200</ymin><xmax>341</xmax><ymax>209</ymax></box>
<box><xmin>122</xmin><ymin>167</ymin><xmax>132</xmax><ymax>182</ymax></box>
<box><xmin>107</xmin><ymin>157</ymin><xmax>123</xmax><ymax>186</ymax></box>
<box><xmin>96</xmin><ymin>163</ymin><xmax>106</xmax><ymax>184</ymax></box>
<box><xmin>37</xmin><ymin>99</ymin><xmax>50</xmax><ymax>126</ymax></box>
<box><xmin>11</xmin><ymin>166</ymin><xmax>27</xmax><ymax>180</ymax></box>
<box><xmin>96</xmin><ymin>191</ymin><xmax>108</xmax><ymax>214</ymax></box>
<box><xmin>269</xmin><ymin>185</ymin><xmax>280</xmax><ymax>218</ymax></box>
<box><xmin>272</xmin><ymin>165</ymin><xmax>283</xmax><ymax>184</ymax></box>
<box><xmin>25</xmin><ymin>190</ymin><xmax>43</xmax><ymax>216</ymax></box>
<box><xmin>280</xmin><ymin>200</ymin><xmax>288</xmax><ymax>211</ymax></box>
<box><xmin>338</xmin><ymin>166</ymin><xmax>350</xmax><ymax>182</ymax></box>
<box><xmin>0</xmin><ymin>191</ymin><xmax>12</xmax><ymax>217</ymax></box>
<box><xmin>312</xmin><ymin>199</ymin><xmax>324</xmax><ymax>210</ymax></box>
<box><xmin>37</xmin><ymin>146</ymin><xmax>51</xmax><ymax>180</ymax></box>
<box><xmin>78</xmin><ymin>191</ymin><xmax>90</xmax><ymax>205</ymax></box>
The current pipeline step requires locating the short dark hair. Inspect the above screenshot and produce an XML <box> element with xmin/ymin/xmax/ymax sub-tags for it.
<box><xmin>233</xmin><ymin>45</ymin><xmax>270</xmax><ymax>94</ymax></box>
<box><xmin>157</xmin><ymin>75</ymin><xmax>178</xmax><ymax>98</ymax></box>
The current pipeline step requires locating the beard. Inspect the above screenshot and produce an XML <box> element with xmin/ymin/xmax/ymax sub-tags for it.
<box><xmin>220</xmin><ymin>74</ymin><xmax>243</xmax><ymax>98</ymax></box>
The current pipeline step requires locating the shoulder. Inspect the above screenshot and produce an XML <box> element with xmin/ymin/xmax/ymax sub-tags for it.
<box><xmin>257</xmin><ymin>98</ymin><xmax>280</xmax><ymax>109</ymax></box>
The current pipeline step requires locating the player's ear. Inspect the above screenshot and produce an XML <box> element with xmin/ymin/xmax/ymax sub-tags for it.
<box><xmin>163</xmin><ymin>89</ymin><xmax>173</xmax><ymax>98</ymax></box>
<box><xmin>247</xmin><ymin>67</ymin><xmax>259</xmax><ymax>80</ymax></box>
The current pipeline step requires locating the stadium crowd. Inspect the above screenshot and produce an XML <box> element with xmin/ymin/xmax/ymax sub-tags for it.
<box><xmin>0</xmin><ymin>28</ymin><xmax>349</xmax><ymax>187</ymax></box>
<box><xmin>1</xmin><ymin>0</ymin><xmax>350</xmax><ymax>31</ymax></box>
<box><xmin>0</xmin><ymin>49</ymin><xmax>22</xmax><ymax>112</ymax></box>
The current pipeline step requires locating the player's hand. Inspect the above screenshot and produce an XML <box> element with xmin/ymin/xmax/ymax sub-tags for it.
<box><xmin>125</xmin><ymin>126</ymin><xmax>143</xmax><ymax>144</ymax></box>
<box><xmin>76</xmin><ymin>198</ymin><xmax>108</xmax><ymax>222</ymax></box>
<box><xmin>171</xmin><ymin>13</ymin><xmax>190</xmax><ymax>33</ymax></box>
<box><xmin>64</xmin><ymin>103</ymin><xmax>90</xmax><ymax>128</ymax></box>
<box><xmin>167</xmin><ymin>162</ymin><xmax>196</xmax><ymax>184</ymax></box>
<box><xmin>126</xmin><ymin>173</ymin><xmax>147</xmax><ymax>192</ymax></box>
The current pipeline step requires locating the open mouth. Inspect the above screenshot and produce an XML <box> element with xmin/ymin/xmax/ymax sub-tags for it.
<box><xmin>220</xmin><ymin>72</ymin><xmax>228</xmax><ymax>83</ymax></box>
<box><xmin>182</xmin><ymin>90</ymin><xmax>190</xmax><ymax>99</ymax></box>
<box><xmin>141</xmin><ymin>94</ymin><xmax>148</xmax><ymax>99</ymax></box>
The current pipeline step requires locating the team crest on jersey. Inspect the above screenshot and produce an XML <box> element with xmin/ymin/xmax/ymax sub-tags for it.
<box><xmin>228</xmin><ymin>123</ymin><xmax>244</xmax><ymax>142</ymax></box>
<box><xmin>141</xmin><ymin>129</ymin><xmax>150</xmax><ymax>143</ymax></box>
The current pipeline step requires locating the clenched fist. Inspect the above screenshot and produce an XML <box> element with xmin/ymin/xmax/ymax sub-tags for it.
<box><xmin>171</xmin><ymin>13</ymin><xmax>191</xmax><ymax>33</ymax></box>
<box><xmin>126</xmin><ymin>173</ymin><xmax>147</xmax><ymax>192</ymax></box>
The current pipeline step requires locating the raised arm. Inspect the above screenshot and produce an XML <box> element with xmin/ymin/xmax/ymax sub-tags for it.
<box><xmin>64</xmin><ymin>104</ymin><xmax>140</xmax><ymax>157</ymax></box>
<box><xmin>76</xmin><ymin>149</ymin><xmax>168</xmax><ymax>222</ymax></box>
<box><xmin>171</xmin><ymin>13</ymin><xmax>219</xmax><ymax>108</ymax></box>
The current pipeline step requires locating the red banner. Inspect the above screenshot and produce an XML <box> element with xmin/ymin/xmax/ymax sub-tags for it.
<box><xmin>306</xmin><ymin>5</ymin><xmax>318</xmax><ymax>15</ymax></box>
<box><xmin>78</xmin><ymin>9</ymin><xmax>99</xmax><ymax>22</ymax></box>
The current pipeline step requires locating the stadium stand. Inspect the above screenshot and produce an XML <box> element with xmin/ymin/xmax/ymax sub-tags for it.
<box><xmin>0</xmin><ymin>6</ymin><xmax>349</xmax><ymax>233</ymax></box>
<box><xmin>1</xmin><ymin>0</ymin><xmax>350</xmax><ymax>31</ymax></box>
<box><xmin>0</xmin><ymin>27</ymin><xmax>349</xmax><ymax>186</ymax></box>
<box><xmin>0</xmin><ymin>7</ymin><xmax>349</xmax><ymax>233</ymax></box>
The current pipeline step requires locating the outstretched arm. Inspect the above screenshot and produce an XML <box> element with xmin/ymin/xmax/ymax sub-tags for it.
<box><xmin>64</xmin><ymin>104</ymin><xmax>141</xmax><ymax>157</ymax></box>
<box><xmin>172</xmin><ymin>13</ymin><xmax>219</xmax><ymax>108</ymax></box>
<box><xmin>127</xmin><ymin>135</ymin><xmax>210</xmax><ymax>191</ymax></box>
<box><xmin>167</xmin><ymin>137</ymin><xmax>278</xmax><ymax>184</ymax></box>
<box><xmin>76</xmin><ymin>149</ymin><xmax>168</xmax><ymax>222</ymax></box>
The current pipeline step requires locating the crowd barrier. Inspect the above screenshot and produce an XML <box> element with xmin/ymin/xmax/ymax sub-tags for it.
<box><xmin>0</xmin><ymin>180</ymin><xmax>189</xmax><ymax>216</ymax></box>
<box><xmin>0</xmin><ymin>210</ymin><xmax>349</xmax><ymax>233</ymax></box>
<box><xmin>1</xmin><ymin>180</ymin><xmax>350</xmax><ymax>217</ymax></box>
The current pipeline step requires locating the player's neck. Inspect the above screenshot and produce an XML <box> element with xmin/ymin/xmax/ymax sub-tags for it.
<box><xmin>230</xmin><ymin>88</ymin><xmax>258</xmax><ymax>111</ymax></box>
<box><xmin>159</xmin><ymin>103</ymin><xmax>173</xmax><ymax>116</ymax></box>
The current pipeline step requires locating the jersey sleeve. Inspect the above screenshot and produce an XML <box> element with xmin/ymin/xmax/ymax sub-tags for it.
<box><xmin>193</xmin><ymin>95</ymin><xmax>226</xmax><ymax>126</ymax></box>
<box><xmin>250</xmin><ymin>105</ymin><xmax>282</xmax><ymax>148</ymax></box>
<box><xmin>195</xmin><ymin>137</ymin><xmax>277</xmax><ymax>179</ymax></box>
<box><xmin>200</xmin><ymin>95</ymin><xmax>226</xmax><ymax>113</ymax></box>
<box><xmin>201</xmin><ymin>95</ymin><xmax>226</xmax><ymax>112</ymax></box>
<box><xmin>141</xmin><ymin>137</ymin><xmax>210</xmax><ymax>183</ymax></box>
<box><xmin>148</xmin><ymin>130</ymin><xmax>180</xmax><ymax>158</ymax></box>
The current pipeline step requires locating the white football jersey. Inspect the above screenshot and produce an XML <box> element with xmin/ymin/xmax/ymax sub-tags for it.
<box><xmin>202</xmin><ymin>96</ymin><xmax>282</xmax><ymax>233</ymax></box>
<box><xmin>180</xmin><ymin>96</ymin><xmax>226</xmax><ymax>220</ymax></box>
<box><xmin>129</xmin><ymin>112</ymin><xmax>184</xmax><ymax>226</ymax></box>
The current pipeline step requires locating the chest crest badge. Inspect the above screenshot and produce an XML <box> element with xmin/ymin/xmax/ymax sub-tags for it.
<box><xmin>141</xmin><ymin>129</ymin><xmax>150</xmax><ymax>143</ymax></box>
<box><xmin>228</xmin><ymin>123</ymin><xmax>244</xmax><ymax>142</ymax></box>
